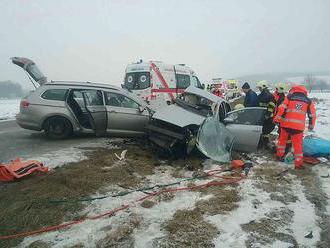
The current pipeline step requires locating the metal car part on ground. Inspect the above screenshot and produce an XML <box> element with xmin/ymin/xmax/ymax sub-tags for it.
<box><xmin>147</xmin><ymin>86</ymin><xmax>267</xmax><ymax>157</ymax></box>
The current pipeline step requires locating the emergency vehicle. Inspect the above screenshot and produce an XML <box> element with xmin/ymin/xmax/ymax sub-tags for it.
<box><xmin>123</xmin><ymin>60</ymin><xmax>203</xmax><ymax>108</ymax></box>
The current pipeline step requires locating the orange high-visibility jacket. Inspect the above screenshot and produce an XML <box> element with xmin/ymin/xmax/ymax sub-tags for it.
<box><xmin>274</xmin><ymin>85</ymin><xmax>316</xmax><ymax>131</ymax></box>
<box><xmin>273</xmin><ymin>91</ymin><xmax>280</xmax><ymax>103</ymax></box>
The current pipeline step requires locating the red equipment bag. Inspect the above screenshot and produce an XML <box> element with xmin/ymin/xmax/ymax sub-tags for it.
<box><xmin>303</xmin><ymin>156</ymin><xmax>321</xmax><ymax>165</ymax></box>
<box><xmin>0</xmin><ymin>158</ymin><xmax>48</xmax><ymax>182</ymax></box>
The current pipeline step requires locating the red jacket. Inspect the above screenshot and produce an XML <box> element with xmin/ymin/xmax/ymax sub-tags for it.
<box><xmin>213</xmin><ymin>89</ymin><xmax>223</xmax><ymax>97</ymax></box>
<box><xmin>273</xmin><ymin>85</ymin><xmax>316</xmax><ymax>131</ymax></box>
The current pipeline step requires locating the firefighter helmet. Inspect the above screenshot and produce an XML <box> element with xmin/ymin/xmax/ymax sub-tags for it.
<box><xmin>256</xmin><ymin>80</ymin><xmax>268</xmax><ymax>89</ymax></box>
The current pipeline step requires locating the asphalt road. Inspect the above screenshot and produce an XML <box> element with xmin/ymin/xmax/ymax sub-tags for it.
<box><xmin>0</xmin><ymin>120</ymin><xmax>99</xmax><ymax>163</ymax></box>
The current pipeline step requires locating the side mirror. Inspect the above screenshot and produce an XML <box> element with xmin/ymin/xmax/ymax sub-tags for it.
<box><xmin>121</xmin><ymin>84</ymin><xmax>132</xmax><ymax>93</ymax></box>
<box><xmin>224</xmin><ymin>117</ymin><xmax>234</xmax><ymax>124</ymax></box>
<box><xmin>201</xmin><ymin>84</ymin><xmax>205</xmax><ymax>90</ymax></box>
<box><xmin>139</xmin><ymin>106</ymin><xmax>145</xmax><ymax>113</ymax></box>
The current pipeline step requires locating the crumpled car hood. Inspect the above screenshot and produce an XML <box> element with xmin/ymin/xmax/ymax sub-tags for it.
<box><xmin>152</xmin><ymin>104</ymin><xmax>205</xmax><ymax>128</ymax></box>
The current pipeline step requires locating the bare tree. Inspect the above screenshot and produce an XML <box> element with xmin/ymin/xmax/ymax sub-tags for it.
<box><xmin>304</xmin><ymin>74</ymin><xmax>316</xmax><ymax>92</ymax></box>
<box><xmin>317</xmin><ymin>79</ymin><xmax>328</xmax><ymax>92</ymax></box>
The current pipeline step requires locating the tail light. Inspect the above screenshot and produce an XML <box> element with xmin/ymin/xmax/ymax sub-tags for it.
<box><xmin>20</xmin><ymin>100</ymin><xmax>30</xmax><ymax>108</ymax></box>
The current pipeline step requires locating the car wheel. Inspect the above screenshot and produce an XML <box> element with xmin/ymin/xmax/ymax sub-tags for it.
<box><xmin>44</xmin><ymin>116</ymin><xmax>73</xmax><ymax>139</ymax></box>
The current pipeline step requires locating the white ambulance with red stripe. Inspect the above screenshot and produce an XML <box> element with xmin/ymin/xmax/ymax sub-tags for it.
<box><xmin>123</xmin><ymin>60</ymin><xmax>203</xmax><ymax>108</ymax></box>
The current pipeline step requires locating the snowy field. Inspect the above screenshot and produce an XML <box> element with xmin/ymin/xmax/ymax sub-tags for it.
<box><xmin>310</xmin><ymin>92</ymin><xmax>330</xmax><ymax>138</ymax></box>
<box><xmin>0</xmin><ymin>98</ymin><xmax>20</xmax><ymax>121</ymax></box>
<box><xmin>1</xmin><ymin>93</ymin><xmax>329</xmax><ymax>247</ymax></box>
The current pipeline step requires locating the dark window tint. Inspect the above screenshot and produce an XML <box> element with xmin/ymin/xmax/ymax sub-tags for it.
<box><xmin>176</xmin><ymin>74</ymin><xmax>190</xmax><ymax>89</ymax></box>
<box><xmin>228</xmin><ymin>108</ymin><xmax>266</xmax><ymax>125</ymax></box>
<box><xmin>105</xmin><ymin>92</ymin><xmax>139</xmax><ymax>109</ymax></box>
<box><xmin>124</xmin><ymin>72</ymin><xmax>150</xmax><ymax>90</ymax></box>
<box><xmin>41</xmin><ymin>89</ymin><xmax>67</xmax><ymax>101</ymax></box>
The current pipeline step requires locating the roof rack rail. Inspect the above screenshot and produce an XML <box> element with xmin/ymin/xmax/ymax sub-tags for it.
<box><xmin>50</xmin><ymin>80</ymin><xmax>92</xmax><ymax>84</ymax></box>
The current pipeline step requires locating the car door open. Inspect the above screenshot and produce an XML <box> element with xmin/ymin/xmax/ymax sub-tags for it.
<box><xmin>82</xmin><ymin>90</ymin><xmax>107</xmax><ymax>136</ymax></box>
<box><xmin>224</xmin><ymin>107</ymin><xmax>266</xmax><ymax>152</ymax></box>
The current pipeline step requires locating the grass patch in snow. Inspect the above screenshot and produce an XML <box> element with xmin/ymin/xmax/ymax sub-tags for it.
<box><xmin>253</xmin><ymin>162</ymin><xmax>298</xmax><ymax>204</ymax></box>
<box><xmin>154</xmin><ymin>208</ymin><xmax>218</xmax><ymax>248</ymax></box>
<box><xmin>195</xmin><ymin>184</ymin><xmax>241</xmax><ymax>215</ymax></box>
<box><xmin>0</xmin><ymin>143</ymin><xmax>158</xmax><ymax>248</ymax></box>
<box><xmin>96</xmin><ymin>213</ymin><xmax>142</xmax><ymax>248</ymax></box>
<box><xmin>241</xmin><ymin>207</ymin><xmax>298</xmax><ymax>247</ymax></box>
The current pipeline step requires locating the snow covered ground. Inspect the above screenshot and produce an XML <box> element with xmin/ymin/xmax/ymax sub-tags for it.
<box><xmin>4</xmin><ymin>93</ymin><xmax>330</xmax><ymax>247</ymax></box>
<box><xmin>310</xmin><ymin>92</ymin><xmax>330</xmax><ymax>139</ymax></box>
<box><xmin>0</xmin><ymin>99</ymin><xmax>20</xmax><ymax>121</ymax></box>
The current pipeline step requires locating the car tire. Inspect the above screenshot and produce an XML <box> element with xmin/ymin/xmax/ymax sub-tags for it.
<box><xmin>44</xmin><ymin>116</ymin><xmax>73</xmax><ymax>139</ymax></box>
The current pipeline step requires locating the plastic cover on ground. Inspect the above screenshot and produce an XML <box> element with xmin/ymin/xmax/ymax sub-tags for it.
<box><xmin>303</xmin><ymin>136</ymin><xmax>330</xmax><ymax>157</ymax></box>
<box><xmin>196</xmin><ymin>102</ymin><xmax>235</xmax><ymax>162</ymax></box>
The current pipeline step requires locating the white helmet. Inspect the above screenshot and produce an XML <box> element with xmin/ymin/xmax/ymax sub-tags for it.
<box><xmin>275</xmin><ymin>82</ymin><xmax>287</xmax><ymax>93</ymax></box>
<box><xmin>256</xmin><ymin>80</ymin><xmax>268</xmax><ymax>89</ymax></box>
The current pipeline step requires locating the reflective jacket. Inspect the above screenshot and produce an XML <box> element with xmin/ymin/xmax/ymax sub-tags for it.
<box><xmin>258</xmin><ymin>88</ymin><xmax>276</xmax><ymax>118</ymax></box>
<box><xmin>273</xmin><ymin>85</ymin><xmax>316</xmax><ymax>131</ymax></box>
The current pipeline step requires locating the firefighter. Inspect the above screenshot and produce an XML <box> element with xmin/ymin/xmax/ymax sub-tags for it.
<box><xmin>213</xmin><ymin>87</ymin><xmax>223</xmax><ymax>97</ymax></box>
<box><xmin>273</xmin><ymin>82</ymin><xmax>286</xmax><ymax>111</ymax></box>
<box><xmin>273</xmin><ymin>85</ymin><xmax>316</xmax><ymax>169</ymax></box>
<box><xmin>273</xmin><ymin>82</ymin><xmax>287</xmax><ymax>114</ymax></box>
<box><xmin>256</xmin><ymin>81</ymin><xmax>276</xmax><ymax>148</ymax></box>
<box><xmin>273</xmin><ymin>82</ymin><xmax>291</xmax><ymax>153</ymax></box>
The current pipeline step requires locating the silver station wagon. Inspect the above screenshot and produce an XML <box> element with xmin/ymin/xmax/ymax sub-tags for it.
<box><xmin>12</xmin><ymin>57</ymin><xmax>152</xmax><ymax>139</ymax></box>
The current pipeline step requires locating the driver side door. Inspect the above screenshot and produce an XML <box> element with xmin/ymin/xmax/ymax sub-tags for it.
<box><xmin>104</xmin><ymin>91</ymin><xmax>149</xmax><ymax>136</ymax></box>
<box><xmin>224</xmin><ymin>107</ymin><xmax>266</xmax><ymax>152</ymax></box>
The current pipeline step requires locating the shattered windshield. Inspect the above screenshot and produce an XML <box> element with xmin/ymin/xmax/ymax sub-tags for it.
<box><xmin>124</xmin><ymin>72</ymin><xmax>150</xmax><ymax>90</ymax></box>
<box><xmin>176</xmin><ymin>92</ymin><xmax>213</xmax><ymax>115</ymax></box>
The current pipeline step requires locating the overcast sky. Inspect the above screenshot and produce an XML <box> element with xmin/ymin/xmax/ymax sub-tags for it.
<box><xmin>0</xmin><ymin>0</ymin><xmax>329</xmax><ymax>88</ymax></box>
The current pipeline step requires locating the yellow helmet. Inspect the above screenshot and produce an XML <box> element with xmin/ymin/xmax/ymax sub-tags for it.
<box><xmin>275</xmin><ymin>82</ymin><xmax>287</xmax><ymax>93</ymax></box>
<box><xmin>256</xmin><ymin>80</ymin><xmax>268</xmax><ymax>89</ymax></box>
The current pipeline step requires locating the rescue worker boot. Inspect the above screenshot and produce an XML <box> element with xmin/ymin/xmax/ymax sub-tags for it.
<box><xmin>261</xmin><ymin>136</ymin><xmax>271</xmax><ymax>150</ymax></box>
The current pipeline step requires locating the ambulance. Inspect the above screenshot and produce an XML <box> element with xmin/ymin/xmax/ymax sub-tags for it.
<box><xmin>123</xmin><ymin>60</ymin><xmax>203</xmax><ymax>108</ymax></box>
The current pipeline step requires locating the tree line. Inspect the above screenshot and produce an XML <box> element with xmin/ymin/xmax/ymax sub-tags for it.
<box><xmin>304</xmin><ymin>75</ymin><xmax>330</xmax><ymax>92</ymax></box>
<box><xmin>0</xmin><ymin>81</ymin><xmax>23</xmax><ymax>98</ymax></box>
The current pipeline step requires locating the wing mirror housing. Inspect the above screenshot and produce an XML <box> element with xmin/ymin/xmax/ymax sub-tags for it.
<box><xmin>224</xmin><ymin>117</ymin><xmax>234</xmax><ymax>124</ymax></box>
<box><xmin>139</xmin><ymin>106</ymin><xmax>146</xmax><ymax>113</ymax></box>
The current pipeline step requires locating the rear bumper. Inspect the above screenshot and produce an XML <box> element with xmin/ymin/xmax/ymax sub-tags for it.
<box><xmin>16</xmin><ymin>114</ymin><xmax>42</xmax><ymax>131</ymax></box>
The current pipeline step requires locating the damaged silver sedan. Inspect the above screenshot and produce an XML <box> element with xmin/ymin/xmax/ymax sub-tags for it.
<box><xmin>147</xmin><ymin>86</ymin><xmax>266</xmax><ymax>160</ymax></box>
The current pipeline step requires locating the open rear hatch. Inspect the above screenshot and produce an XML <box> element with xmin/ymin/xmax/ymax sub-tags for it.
<box><xmin>11</xmin><ymin>57</ymin><xmax>47</xmax><ymax>86</ymax></box>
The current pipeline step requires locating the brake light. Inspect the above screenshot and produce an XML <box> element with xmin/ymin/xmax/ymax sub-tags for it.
<box><xmin>20</xmin><ymin>100</ymin><xmax>30</xmax><ymax>108</ymax></box>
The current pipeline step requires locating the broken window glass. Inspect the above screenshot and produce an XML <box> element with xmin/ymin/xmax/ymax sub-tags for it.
<box><xmin>196</xmin><ymin>115</ymin><xmax>235</xmax><ymax>163</ymax></box>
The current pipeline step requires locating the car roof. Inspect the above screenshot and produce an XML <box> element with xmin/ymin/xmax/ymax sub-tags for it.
<box><xmin>184</xmin><ymin>86</ymin><xmax>227</xmax><ymax>103</ymax></box>
<box><xmin>46</xmin><ymin>81</ymin><xmax>121</xmax><ymax>91</ymax></box>
<box><xmin>44</xmin><ymin>81</ymin><xmax>148</xmax><ymax>107</ymax></box>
